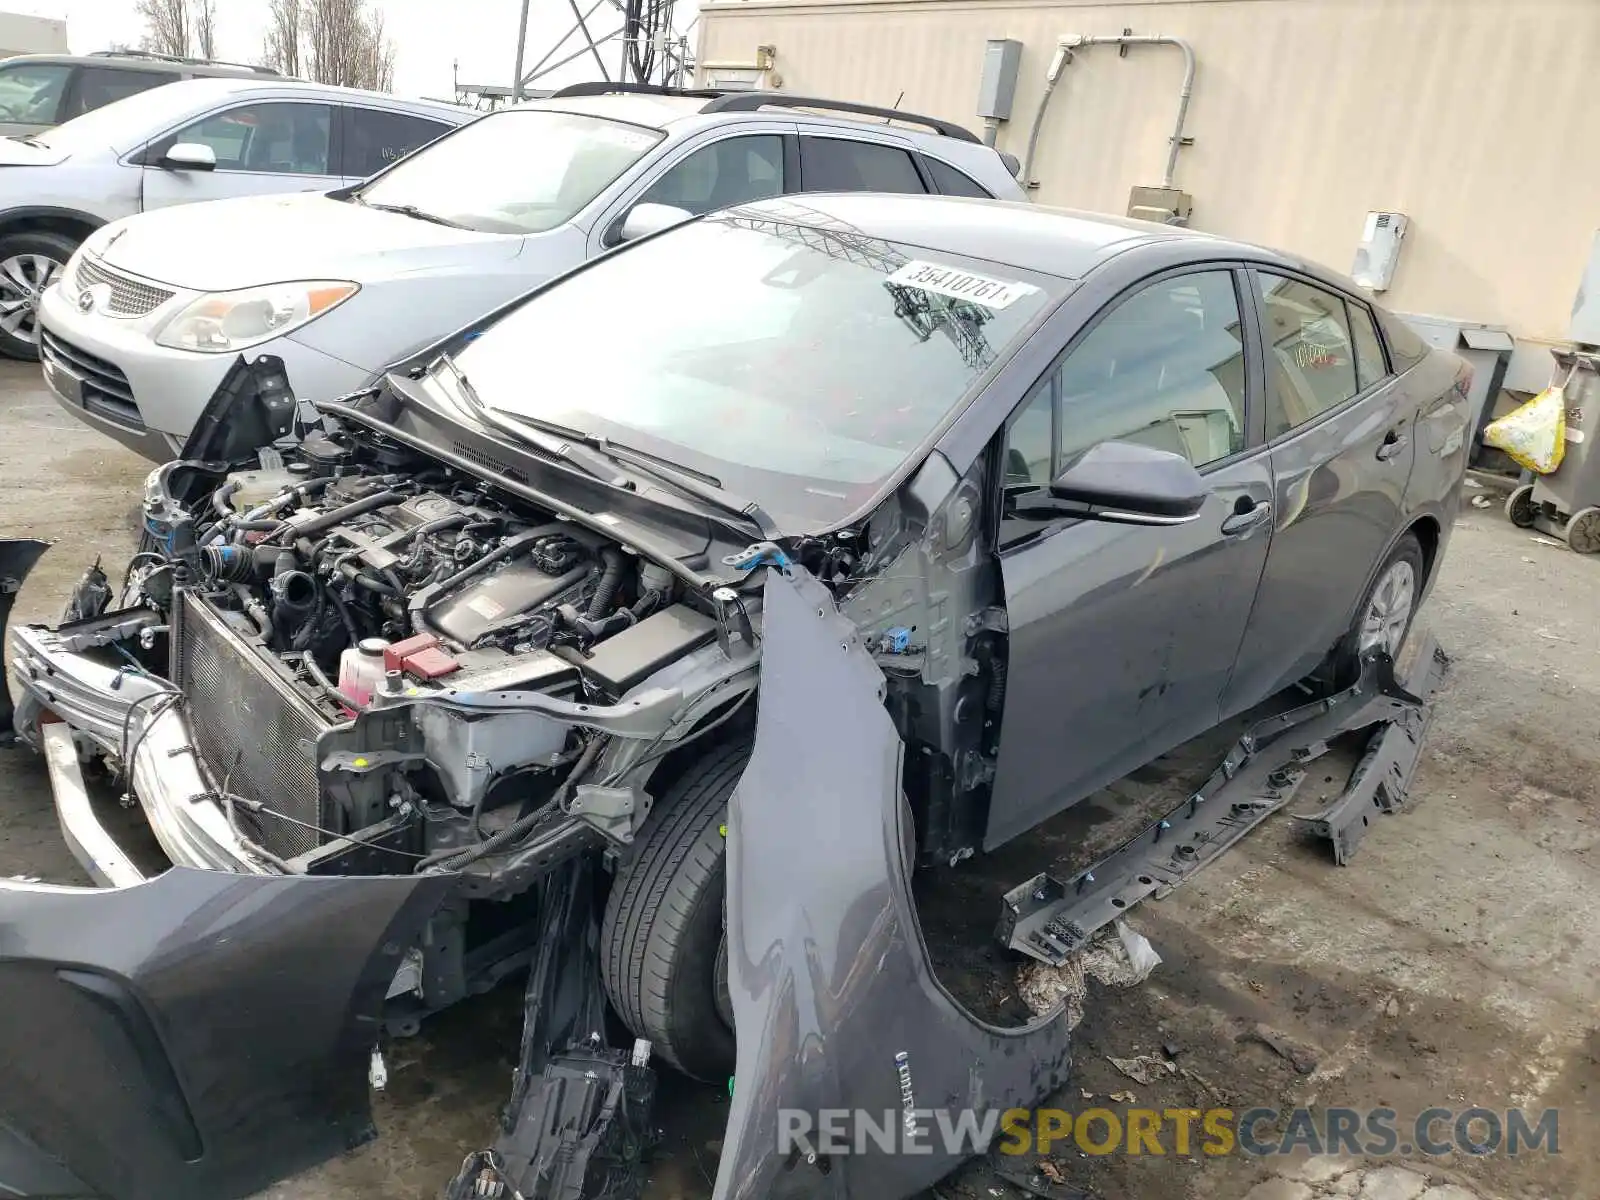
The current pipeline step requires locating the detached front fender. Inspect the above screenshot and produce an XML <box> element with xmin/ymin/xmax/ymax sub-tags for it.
<box><xmin>0</xmin><ymin>869</ymin><xmax>456</xmax><ymax>1200</ymax></box>
<box><xmin>715</xmin><ymin>566</ymin><xmax>1075</xmax><ymax>1199</ymax></box>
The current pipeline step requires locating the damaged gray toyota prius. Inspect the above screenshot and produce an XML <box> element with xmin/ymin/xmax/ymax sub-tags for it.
<box><xmin>0</xmin><ymin>193</ymin><xmax>1470</xmax><ymax>1200</ymax></box>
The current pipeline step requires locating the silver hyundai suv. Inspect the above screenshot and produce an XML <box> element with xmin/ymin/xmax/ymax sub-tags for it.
<box><xmin>38</xmin><ymin>83</ymin><xmax>1027</xmax><ymax>460</ymax></box>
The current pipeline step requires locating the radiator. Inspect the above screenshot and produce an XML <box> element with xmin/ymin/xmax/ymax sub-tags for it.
<box><xmin>171</xmin><ymin>591</ymin><xmax>332</xmax><ymax>860</ymax></box>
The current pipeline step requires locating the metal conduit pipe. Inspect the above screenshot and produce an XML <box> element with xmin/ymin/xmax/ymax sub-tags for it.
<box><xmin>1021</xmin><ymin>34</ymin><xmax>1197</xmax><ymax>191</ymax></box>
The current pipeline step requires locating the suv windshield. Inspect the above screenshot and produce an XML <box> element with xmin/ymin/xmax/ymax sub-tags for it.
<box><xmin>357</xmin><ymin>108</ymin><xmax>663</xmax><ymax>234</ymax></box>
<box><xmin>449</xmin><ymin>209</ymin><xmax>1064</xmax><ymax>529</ymax></box>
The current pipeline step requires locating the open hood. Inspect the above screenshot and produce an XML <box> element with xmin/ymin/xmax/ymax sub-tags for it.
<box><xmin>96</xmin><ymin>192</ymin><xmax>522</xmax><ymax>293</ymax></box>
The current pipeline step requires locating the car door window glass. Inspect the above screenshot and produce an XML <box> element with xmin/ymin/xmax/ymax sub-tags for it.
<box><xmin>1004</xmin><ymin>382</ymin><xmax>1055</xmax><ymax>488</ymax></box>
<box><xmin>71</xmin><ymin>67</ymin><xmax>168</xmax><ymax>118</ymax></box>
<box><xmin>1255</xmin><ymin>273</ymin><xmax>1361</xmax><ymax>438</ymax></box>
<box><xmin>1348</xmin><ymin>300</ymin><xmax>1389</xmax><ymax>392</ymax></box>
<box><xmin>1053</xmin><ymin>270</ymin><xmax>1248</xmax><ymax>469</ymax></box>
<box><xmin>0</xmin><ymin>62</ymin><xmax>70</xmax><ymax>124</ymax></box>
<box><xmin>925</xmin><ymin>157</ymin><xmax>992</xmax><ymax>198</ymax></box>
<box><xmin>345</xmin><ymin>108</ymin><xmax>451</xmax><ymax>177</ymax></box>
<box><xmin>165</xmin><ymin>102</ymin><xmax>333</xmax><ymax>175</ymax></box>
<box><xmin>637</xmin><ymin>135</ymin><xmax>784</xmax><ymax>216</ymax></box>
<box><xmin>801</xmin><ymin>137</ymin><xmax>926</xmax><ymax>193</ymax></box>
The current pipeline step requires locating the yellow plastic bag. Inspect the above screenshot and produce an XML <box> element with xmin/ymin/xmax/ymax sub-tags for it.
<box><xmin>1484</xmin><ymin>370</ymin><xmax>1569</xmax><ymax>474</ymax></box>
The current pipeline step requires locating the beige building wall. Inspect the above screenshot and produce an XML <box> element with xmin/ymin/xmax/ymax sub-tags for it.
<box><xmin>698</xmin><ymin>0</ymin><xmax>1595</xmax><ymax>384</ymax></box>
<box><xmin>0</xmin><ymin>11</ymin><xmax>68</xmax><ymax>58</ymax></box>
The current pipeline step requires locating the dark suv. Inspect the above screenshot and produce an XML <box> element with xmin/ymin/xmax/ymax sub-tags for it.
<box><xmin>0</xmin><ymin>49</ymin><xmax>281</xmax><ymax>138</ymax></box>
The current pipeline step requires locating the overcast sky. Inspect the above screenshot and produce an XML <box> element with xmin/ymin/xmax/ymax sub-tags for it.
<box><xmin>9</xmin><ymin>0</ymin><xmax>699</xmax><ymax>99</ymax></box>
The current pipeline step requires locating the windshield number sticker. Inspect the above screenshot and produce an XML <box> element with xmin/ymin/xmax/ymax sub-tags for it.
<box><xmin>887</xmin><ymin>260</ymin><xmax>1038</xmax><ymax>310</ymax></box>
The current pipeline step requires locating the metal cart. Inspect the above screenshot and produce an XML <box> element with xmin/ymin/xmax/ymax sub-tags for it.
<box><xmin>1504</xmin><ymin>350</ymin><xmax>1600</xmax><ymax>552</ymax></box>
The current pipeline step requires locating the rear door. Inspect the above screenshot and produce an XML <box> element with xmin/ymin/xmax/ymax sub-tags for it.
<box><xmin>986</xmin><ymin>266</ymin><xmax>1274</xmax><ymax>849</ymax></box>
<box><xmin>337</xmin><ymin>104</ymin><xmax>458</xmax><ymax>184</ymax></box>
<box><xmin>140</xmin><ymin>99</ymin><xmax>342</xmax><ymax>211</ymax></box>
<box><xmin>1220</xmin><ymin>269</ymin><xmax>1415</xmax><ymax>711</ymax></box>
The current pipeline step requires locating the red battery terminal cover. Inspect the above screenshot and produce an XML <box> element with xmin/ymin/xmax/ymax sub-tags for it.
<box><xmin>383</xmin><ymin>633</ymin><xmax>461</xmax><ymax>680</ymax></box>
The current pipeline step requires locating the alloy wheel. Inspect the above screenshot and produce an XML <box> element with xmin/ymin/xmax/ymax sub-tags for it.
<box><xmin>1359</xmin><ymin>559</ymin><xmax>1416</xmax><ymax>657</ymax></box>
<box><xmin>0</xmin><ymin>253</ymin><xmax>64</xmax><ymax>344</ymax></box>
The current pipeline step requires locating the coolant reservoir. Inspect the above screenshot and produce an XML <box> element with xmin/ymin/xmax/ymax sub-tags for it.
<box><xmin>226</xmin><ymin>466</ymin><xmax>305</xmax><ymax>512</ymax></box>
<box><xmin>338</xmin><ymin>638</ymin><xmax>389</xmax><ymax>709</ymax></box>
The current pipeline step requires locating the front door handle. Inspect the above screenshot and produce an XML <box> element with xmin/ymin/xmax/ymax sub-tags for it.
<box><xmin>1375</xmin><ymin>427</ymin><xmax>1409</xmax><ymax>461</ymax></box>
<box><xmin>1221</xmin><ymin>500</ymin><xmax>1272</xmax><ymax>536</ymax></box>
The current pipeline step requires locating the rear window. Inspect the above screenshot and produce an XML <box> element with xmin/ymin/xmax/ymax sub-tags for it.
<box><xmin>925</xmin><ymin>157</ymin><xmax>992</xmax><ymax>198</ymax></box>
<box><xmin>70</xmin><ymin>67</ymin><xmax>170</xmax><ymax>119</ymax></box>
<box><xmin>1377</xmin><ymin>308</ymin><xmax>1429</xmax><ymax>372</ymax></box>
<box><xmin>800</xmin><ymin>136</ymin><xmax>926</xmax><ymax>194</ymax></box>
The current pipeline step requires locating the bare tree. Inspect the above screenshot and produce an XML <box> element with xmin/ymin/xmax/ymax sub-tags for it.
<box><xmin>262</xmin><ymin>0</ymin><xmax>302</xmax><ymax>76</ymax></box>
<box><xmin>270</xmin><ymin>0</ymin><xmax>395</xmax><ymax>90</ymax></box>
<box><xmin>192</xmin><ymin>0</ymin><xmax>217</xmax><ymax>59</ymax></box>
<box><xmin>136</xmin><ymin>0</ymin><xmax>190</xmax><ymax>57</ymax></box>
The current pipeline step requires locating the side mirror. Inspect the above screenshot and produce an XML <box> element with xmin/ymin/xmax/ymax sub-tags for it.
<box><xmin>611</xmin><ymin>202</ymin><xmax>692</xmax><ymax>245</ymax></box>
<box><xmin>162</xmin><ymin>142</ymin><xmax>216</xmax><ymax>171</ymax></box>
<box><xmin>1012</xmin><ymin>440</ymin><xmax>1209</xmax><ymax>525</ymax></box>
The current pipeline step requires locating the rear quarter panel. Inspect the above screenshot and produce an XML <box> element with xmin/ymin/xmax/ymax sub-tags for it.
<box><xmin>1400</xmin><ymin>346</ymin><xmax>1475</xmax><ymax>598</ymax></box>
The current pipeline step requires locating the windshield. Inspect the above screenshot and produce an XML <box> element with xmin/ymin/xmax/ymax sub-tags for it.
<box><xmin>450</xmin><ymin>209</ymin><xmax>1064</xmax><ymax>529</ymax></box>
<box><xmin>27</xmin><ymin>80</ymin><xmax>202</xmax><ymax>152</ymax></box>
<box><xmin>357</xmin><ymin>108</ymin><xmax>663</xmax><ymax>234</ymax></box>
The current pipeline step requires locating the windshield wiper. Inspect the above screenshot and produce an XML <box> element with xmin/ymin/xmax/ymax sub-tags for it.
<box><xmin>588</xmin><ymin>437</ymin><xmax>780</xmax><ymax>541</ymax></box>
<box><xmin>479</xmin><ymin>409</ymin><xmax>777</xmax><ymax>539</ymax></box>
<box><xmin>427</xmin><ymin>355</ymin><xmax>630</xmax><ymax>487</ymax></box>
<box><xmin>363</xmin><ymin>201</ymin><xmax>468</xmax><ymax>229</ymax></box>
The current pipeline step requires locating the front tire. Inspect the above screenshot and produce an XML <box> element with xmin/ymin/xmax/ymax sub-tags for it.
<box><xmin>0</xmin><ymin>230</ymin><xmax>75</xmax><ymax>361</ymax></box>
<box><xmin>601</xmin><ymin>739</ymin><xmax>748</xmax><ymax>1081</ymax></box>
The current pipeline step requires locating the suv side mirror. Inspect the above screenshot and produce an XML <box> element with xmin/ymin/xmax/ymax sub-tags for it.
<box><xmin>610</xmin><ymin>202</ymin><xmax>693</xmax><ymax>246</ymax></box>
<box><xmin>1011</xmin><ymin>440</ymin><xmax>1209</xmax><ymax>525</ymax></box>
<box><xmin>162</xmin><ymin>142</ymin><xmax>216</xmax><ymax>171</ymax></box>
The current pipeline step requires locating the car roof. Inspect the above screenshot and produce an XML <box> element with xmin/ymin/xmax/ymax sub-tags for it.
<box><xmin>724</xmin><ymin>192</ymin><xmax>1328</xmax><ymax>283</ymax></box>
<box><xmin>0</xmin><ymin>52</ymin><xmax>271</xmax><ymax>79</ymax></box>
<box><xmin>522</xmin><ymin>90</ymin><xmax>988</xmax><ymax>149</ymax></box>
<box><xmin>121</xmin><ymin>75</ymin><xmax>474</xmax><ymax>121</ymax></box>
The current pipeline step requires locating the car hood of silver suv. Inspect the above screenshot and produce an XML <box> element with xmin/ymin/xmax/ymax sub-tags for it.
<box><xmin>92</xmin><ymin>191</ymin><xmax>524</xmax><ymax>292</ymax></box>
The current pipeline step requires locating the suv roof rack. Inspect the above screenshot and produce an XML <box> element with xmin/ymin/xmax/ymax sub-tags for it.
<box><xmin>701</xmin><ymin>91</ymin><xmax>980</xmax><ymax>143</ymax></box>
<box><xmin>547</xmin><ymin>82</ymin><xmax>981</xmax><ymax>143</ymax></box>
<box><xmin>88</xmin><ymin>48</ymin><xmax>282</xmax><ymax>75</ymax></box>
<box><xmin>548</xmin><ymin>81</ymin><xmax>728</xmax><ymax>101</ymax></box>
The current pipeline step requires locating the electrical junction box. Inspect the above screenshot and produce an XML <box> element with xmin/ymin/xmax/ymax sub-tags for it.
<box><xmin>1351</xmin><ymin>211</ymin><xmax>1408</xmax><ymax>291</ymax></box>
<box><xmin>977</xmin><ymin>38</ymin><xmax>1023</xmax><ymax>121</ymax></box>
<box><xmin>1127</xmin><ymin>185</ymin><xmax>1192</xmax><ymax>226</ymax></box>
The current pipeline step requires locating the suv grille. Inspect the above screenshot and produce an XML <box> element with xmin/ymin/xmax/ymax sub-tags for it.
<box><xmin>71</xmin><ymin>255</ymin><xmax>175</xmax><ymax>317</ymax></box>
<box><xmin>40</xmin><ymin>329</ymin><xmax>144</xmax><ymax>429</ymax></box>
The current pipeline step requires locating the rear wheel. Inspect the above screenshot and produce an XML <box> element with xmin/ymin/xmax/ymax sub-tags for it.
<box><xmin>600</xmin><ymin>738</ymin><xmax>748</xmax><ymax>1081</ymax></box>
<box><xmin>1329</xmin><ymin>532</ymin><xmax>1424</xmax><ymax>684</ymax></box>
<box><xmin>0</xmin><ymin>230</ymin><xmax>75</xmax><ymax>361</ymax></box>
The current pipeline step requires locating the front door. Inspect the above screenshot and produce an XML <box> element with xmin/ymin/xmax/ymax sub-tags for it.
<box><xmin>141</xmin><ymin>100</ymin><xmax>342</xmax><ymax>211</ymax></box>
<box><xmin>1220</xmin><ymin>270</ymin><xmax>1415</xmax><ymax>711</ymax></box>
<box><xmin>986</xmin><ymin>267</ymin><xmax>1273</xmax><ymax>850</ymax></box>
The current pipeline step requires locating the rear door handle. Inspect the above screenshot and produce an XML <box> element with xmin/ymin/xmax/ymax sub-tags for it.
<box><xmin>1376</xmin><ymin>428</ymin><xmax>1409</xmax><ymax>461</ymax></box>
<box><xmin>1221</xmin><ymin>500</ymin><xmax>1272</xmax><ymax>536</ymax></box>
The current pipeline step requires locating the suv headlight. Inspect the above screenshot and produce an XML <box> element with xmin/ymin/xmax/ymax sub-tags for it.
<box><xmin>154</xmin><ymin>281</ymin><xmax>359</xmax><ymax>352</ymax></box>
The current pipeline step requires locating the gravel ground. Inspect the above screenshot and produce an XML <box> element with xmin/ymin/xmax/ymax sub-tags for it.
<box><xmin>2</xmin><ymin>361</ymin><xmax>1593</xmax><ymax>1200</ymax></box>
